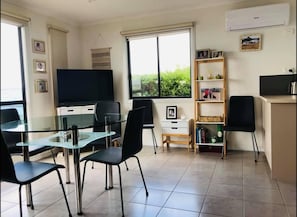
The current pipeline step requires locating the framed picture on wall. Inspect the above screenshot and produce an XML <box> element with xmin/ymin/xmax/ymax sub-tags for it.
<box><xmin>240</xmin><ymin>33</ymin><xmax>262</xmax><ymax>51</ymax></box>
<box><xmin>33</xmin><ymin>59</ymin><xmax>46</xmax><ymax>73</ymax></box>
<box><xmin>34</xmin><ymin>79</ymin><xmax>48</xmax><ymax>93</ymax></box>
<box><xmin>32</xmin><ymin>39</ymin><xmax>45</xmax><ymax>54</ymax></box>
<box><xmin>166</xmin><ymin>106</ymin><xmax>177</xmax><ymax>119</ymax></box>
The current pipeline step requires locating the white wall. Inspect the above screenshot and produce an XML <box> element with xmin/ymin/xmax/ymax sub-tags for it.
<box><xmin>2</xmin><ymin>0</ymin><xmax>296</xmax><ymax>150</ymax></box>
<box><xmin>79</xmin><ymin>0</ymin><xmax>296</xmax><ymax>150</ymax></box>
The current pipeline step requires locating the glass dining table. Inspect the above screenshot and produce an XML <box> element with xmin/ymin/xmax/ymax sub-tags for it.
<box><xmin>1</xmin><ymin>113</ymin><xmax>124</xmax><ymax>215</ymax></box>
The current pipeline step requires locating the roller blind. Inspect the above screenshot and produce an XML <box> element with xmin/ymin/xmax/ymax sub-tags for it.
<box><xmin>1</xmin><ymin>11</ymin><xmax>30</xmax><ymax>26</ymax></box>
<box><xmin>121</xmin><ymin>22</ymin><xmax>194</xmax><ymax>38</ymax></box>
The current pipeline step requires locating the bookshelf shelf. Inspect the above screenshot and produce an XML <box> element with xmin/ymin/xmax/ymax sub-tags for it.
<box><xmin>193</xmin><ymin>57</ymin><xmax>227</xmax><ymax>156</ymax></box>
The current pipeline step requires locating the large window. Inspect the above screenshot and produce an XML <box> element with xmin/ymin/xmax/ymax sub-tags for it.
<box><xmin>127</xmin><ymin>30</ymin><xmax>191</xmax><ymax>98</ymax></box>
<box><xmin>0</xmin><ymin>22</ymin><xmax>26</xmax><ymax>120</ymax></box>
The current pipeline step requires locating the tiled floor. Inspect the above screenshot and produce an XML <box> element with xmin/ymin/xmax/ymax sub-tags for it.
<box><xmin>1</xmin><ymin>146</ymin><xmax>296</xmax><ymax>217</ymax></box>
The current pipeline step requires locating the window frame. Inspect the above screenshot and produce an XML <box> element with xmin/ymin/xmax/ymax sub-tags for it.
<box><xmin>126</xmin><ymin>29</ymin><xmax>193</xmax><ymax>99</ymax></box>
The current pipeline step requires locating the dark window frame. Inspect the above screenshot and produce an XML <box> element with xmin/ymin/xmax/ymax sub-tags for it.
<box><xmin>127</xmin><ymin>30</ymin><xmax>192</xmax><ymax>99</ymax></box>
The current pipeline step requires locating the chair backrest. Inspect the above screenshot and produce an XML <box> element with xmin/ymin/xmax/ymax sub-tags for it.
<box><xmin>121</xmin><ymin>107</ymin><xmax>144</xmax><ymax>160</ymax></box>
<box><xmin>0</xmin><ymin>108</ymin><xmax>22</xmax><ymax>153</ymax></box>
<box><xmin>0</xmin><ymin>130</ymin><xmax>18</xmax><ymax>182</ymax></box>
<box><xmin>132</xmin><ymin>99</ymin><xmax>153</xmax><ymax>125</ymax></box>
<box><xmin>93</xmin><ymin>101</ymin><xmax>121</xmax><ymax>135</ymax></box>
<box><xmin>227</xmin><ymin>96</ymin><xmax>255</xmax><ymax>131</ymax></box>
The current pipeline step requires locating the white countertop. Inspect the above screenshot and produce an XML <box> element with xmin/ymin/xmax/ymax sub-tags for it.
<box><xmin>260</xmin><ymin>95</ymin><xmax>297</xmax><ymax>104</ymax></box>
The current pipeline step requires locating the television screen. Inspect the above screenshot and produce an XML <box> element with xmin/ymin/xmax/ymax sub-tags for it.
<box><xmin>57</xmin><ymin>69</ymin><xmax>114</xmax><ymax>106</ymax></box>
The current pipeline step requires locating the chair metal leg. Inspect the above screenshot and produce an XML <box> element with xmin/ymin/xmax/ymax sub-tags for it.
<box><xmin>81</xmin><ymin>161</ymin><xmax>88</xmax><ymax>191</ymax></box>
<box><xmin>50</xmin><ymin>150</ymin><xmax>56</xmax><ymax>164</ymax></box>
<box><xmin>117</xmin><ymin>165</ymin><xmax>125</xmax><ymax>217</ymax></box>
<box><xmin>105</xmin><ymin>164</ymin><xmax>108</xmax><ymax>190</ymax></box>
<box><xmin>134</xmin><ymin>156</ymin><xmax>149</xmax><ymax>196</ymax></box>
<box><xmin>124</xmin><ymin>161</ymin><xmax>129</xmax><ymax>171</ymax></box>
<box><xmin>91</xmin><ymin>146</ymin><xmax>95</xmax><ymax>169</ymax></box>
<box><xmin>151</xmin><ymin>128</ymin><xmax>157</xmax><ymax>154</ymax></box>
<box><xmin>19</xmin><ymin>186</ymin><xmax>23</xmax><ymax>217</ymax></box>
<box><xmin>253</xmin><ymin>132</ymin><xmax>260</xmax><ymax>154</ymax></box>
<box><xmin>252</xmin><ymin>132</ymin><xmax>259</xmax><ymax>162</ymax></box>
<box><xmin>56</xmin><ymin>170</ymin><xmax>72</xmax><ymax>217</ymax></box>
<box><xmin>251</xmin><ymin>132</ymin><xmax>259</xmax><ymax>162</ymax></box>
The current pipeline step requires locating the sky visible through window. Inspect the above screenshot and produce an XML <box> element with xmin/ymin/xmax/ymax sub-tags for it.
<box><xmin>129</xmin><ymin>31</ymin><xmax>190</xmax><ymax>75</ymax></box>
<box><xmin>1</xmin><ymin>23</ymin><xmax>23</xmax><ymax>102</ymax></box>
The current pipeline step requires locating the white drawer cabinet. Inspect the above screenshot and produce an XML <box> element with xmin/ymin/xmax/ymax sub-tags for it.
<box><xmin>57</xmin><ymin>105</ymin><xmax>95</xmax><ymax>115</ymax></box>
<box><xmin>161</xmin><ymin>119</ymin><xmax>190</xmax><ymax>134</ymax></box>
<box><xmin>56</xmin><ymin>105</ymin><xmax>95</xmax><ymax>132</ymax></box>
<box><xmin>160</xmin><ymin>119</ymin><xmax>193</xmax><ymax>151</ymax></box>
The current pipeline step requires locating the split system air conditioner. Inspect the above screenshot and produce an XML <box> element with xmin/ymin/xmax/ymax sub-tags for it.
<box><xmin>225</xmin><ymin>3</ymin><xmax>290</xmax><ymax>31</ymax></box>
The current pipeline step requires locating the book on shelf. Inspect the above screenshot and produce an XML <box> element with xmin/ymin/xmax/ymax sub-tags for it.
<box><xmin>196</xmin><ymin>127</ymin><xmax>208</xmax><ymax>143</ymax></box>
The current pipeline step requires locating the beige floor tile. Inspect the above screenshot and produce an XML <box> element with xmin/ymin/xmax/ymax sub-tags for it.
<box><xmin>201</xmin><ymin>196</ymin><xmax>243</xmax><ymax>217</ymax></box>
<box><xmin>244</xmin><ymin>186</ymin><xmax>284</xmax><ymax>204</ymax></box>
<box><xmin>157</xmin><ymin>207</ymin><xmax>198</xmax><ymax>217</ymax></box>
<box><xmin>244</xmin><ymin>201</ymin><xmax>289</xmax><ymax>217</ymax></box>
<box><xmin>164</xmin><ymin>192</ymin><xmax>204</xmax><ymax>212</ymax></box>
<box><xmin>207</xmin><ymin>183</ymin><xmax>243</xmax><ymax>199</ymax></box>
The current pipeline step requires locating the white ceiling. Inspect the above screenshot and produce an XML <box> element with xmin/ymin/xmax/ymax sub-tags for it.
<box><xmin>4</xmin><ymin>0</ymin><xmax>248</xmax><ymax>26</ymax></box>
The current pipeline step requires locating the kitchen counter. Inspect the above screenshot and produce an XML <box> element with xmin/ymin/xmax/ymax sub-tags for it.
<box><xmin>260</xmin><ymin>95</ymin><xmax>296</xmax><ymax>103</ymax></box>
<box><xmin>261</xmin><ymin>96</ymin><xmax>296</xmax><ymax>183</ymax></box>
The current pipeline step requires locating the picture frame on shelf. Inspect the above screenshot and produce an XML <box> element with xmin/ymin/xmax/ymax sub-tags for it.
<box><xmin>200</xmin><ymin>88</ymin><xmax>222</xmax><ymax>100</ymax></box>
<box><xmin>33</xmin><ymin>59</ymin><xmax>46</xmax><ymax>73</ymax></box>
<box><xmin>32</xmin><ymin>39</ymin><xmax>45</xmax><ymax>54</ymax></box>
<box><xmin>166</xmin><ymin>106</ymin><xmax>177</xmax><ymax>119</ymax></box>
<box><xmin>211</xmin><ymin>51</ymin><xmax>224</xmax><ymax>58</ymax></box>
<box><xmin>196</xmin><ymin>49</ymin><xmax>210</xmax><ymax>59</ymax></box>
<box><xmin>240</xmin><ymin>33</ymin><xmax>262</xmax><ymax>51</ymax></box>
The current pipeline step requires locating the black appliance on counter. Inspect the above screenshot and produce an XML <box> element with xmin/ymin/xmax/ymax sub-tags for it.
<box><xmin>260</xmin><ymin>74</ymin><xmax>297</xmax><ymax>96</ymax></box>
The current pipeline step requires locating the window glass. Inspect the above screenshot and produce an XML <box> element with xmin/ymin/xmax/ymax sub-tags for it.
<box><xmin>1</xmin><ymin>23</ymin><xmax>23</xmax><ymax>101</ymax></box>
<box><xmin>1</xmin><ymin>22</ymin><xmax>26</xmax><ymax>120</ymax></box>
<box><xmin>128</xmin><ymin>30</ymin><xmax>191</xmax><ymax>98</ymax></box>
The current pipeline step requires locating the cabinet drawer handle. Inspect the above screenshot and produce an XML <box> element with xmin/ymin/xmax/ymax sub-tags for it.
<box><xmin>171</xmin><ymin>121</ymin><xmax>178</xmax><ymax>124</ymax></box>
<box><xmin>87</xmin><ymin>108</ymin><xmax>94</xmax><ymax>111</ymax></box>
<box><xmin>67</xmin><ymin>109</ymin><xmax>74</xmax><ymax>112</ymax></box>
<box><xmin>171</xmin><ymin>127</ymin><xmax>178</xmax><ymax>129</ymax></box>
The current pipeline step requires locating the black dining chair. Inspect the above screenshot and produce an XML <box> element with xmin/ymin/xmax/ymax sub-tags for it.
<box><xmin>223</xmin><ymin>96</ymin><xmax>260</xmax><ymax>162</ymax></box>
<box><xmin>132</xmin><ymin>99</ymin><xmax>157</xmax><ymax>154</ymax></box>
<box><xmin>81</xmin><ymin>107</ymin><xmax>149</xmax><ymax>217</ymax></box>
<box><xmin>87</xmin><ymin>101</ymin><xmax>122</xmax><ymax>150</ymax></box>
<box><xmin>0</xmin><ymin>108</ymin><xmax>56</xmax><ymax>162</ymax></box>
<box><xmin>85</xmin><ymin>101</ymin><xmax>126</xmax><ymax>169</ymax></box>
<box><xmin>0</xmin><ymin>131</ymin><xmax>72</xmax><ymax>217</ymax></box>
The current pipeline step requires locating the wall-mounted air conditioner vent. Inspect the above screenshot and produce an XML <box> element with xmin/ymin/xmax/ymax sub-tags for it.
<box><xmin>225</xmin><ymin>3</ymin><xmax>290</xmax><ymax>31</ymax></box>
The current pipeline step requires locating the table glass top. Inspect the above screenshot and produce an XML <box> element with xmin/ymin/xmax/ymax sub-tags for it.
<box><xmin>1</xmin><ymin>113</ymin><xmax>125</xmax><ymax>133</ymax></box>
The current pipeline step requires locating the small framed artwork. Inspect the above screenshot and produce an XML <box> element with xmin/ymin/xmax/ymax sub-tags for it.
<box><xmin>196</xmin><ymin>49</ymin><xmax>210</xmax><ymax>59</ymax></box>
<box><xmin>34</xmin><ymin>79</ymin><xmax>48</xmax><ymax>93</ymax></box>
<box><xmin>240</xmin><ymin>33</ymin><xmax>262</xmax><ymax>51</ymax></box>
<box><xmin>33</xmin><ymin>59</ymin><xmax>46</xmax><ymax>73</ymax></box>
<box><xmin>32</xmin><ymin>39</ymin><xmax>45</xmax><ymax>54</ymax></box>
<box><xmin>200</xmin><ymin>88</ymin><xmax>222</xmax><ymax>100</ymax></box>
<box><xmin>166</xmin><ymin>106</ymin><xmax>177</xmax><ymax>119</ymax></box>
<box><xmin>211</xmin><ymin>51</ymin><xmax>224</xmax><ymax>58</ymax></box>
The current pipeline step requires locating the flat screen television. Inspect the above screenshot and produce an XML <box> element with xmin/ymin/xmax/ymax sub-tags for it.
<box><xmin>57</xmin><ymin>69</ymin><xmax>114</xmax><ymax>106</ymax></box>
